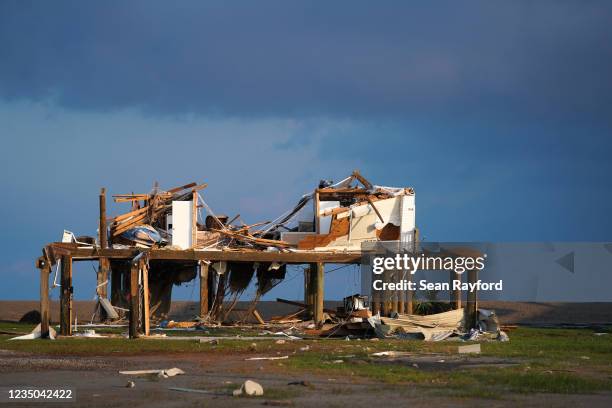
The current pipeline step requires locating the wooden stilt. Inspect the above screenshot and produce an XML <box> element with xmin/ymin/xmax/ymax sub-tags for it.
<box><xmin>450</xmin><ymin>270</ymin><xmax>462</xmax><ymax>309</ymax></box>
<box><xmin>466</xmin><ymin>268</ymin><xmax>478</xmax><ymax>329</ymax></box>
<box><xmin>199</xmin><ymin>262</ymin><xmax>209</xmax><ymax>317</ymax></box>
<box><xmin>397</xmin><ymin>271</ymin><xmax>405</xmax><ymax>316</ymax></box>
<box><xmin>214</xmin><ymin>271</ymin><xmax>227</xmax><ymax>321</ymax></box>
<box><xmin>307</xmin><ymin>263</ymin><xmax>316</xmax><ymax>319</ymax></box>
<box><xmin>59</xmin><ymin>255</ymin><xmax>73</xmax><ymax>336</ymax></box>
<box><xmin>142</xmin><ymin>260</ymin><xmax>150</xmax><ymax>336</ymax></box>
<box><xmin>405</xmin><ymin>269</ymin><xmax>414</xmax><ymax>314</ymax></box>
<box><xmin>313</xmin><ymin>262</ymin><xmax>324</xmax><ymax>325</ymax></box>
<box><xmin>98</xmin><ymin>188</ymin><xmax>110</xmax><ymax>321</ymax></box>
<box><xmin>38</xmin><ymin>257</ymin><xmax>50</xmax><ymax>338</ymax></box>
<box><xmin>129</xmin><ymin>260</ymin><xmax>140</xmax><ymax>339</ymax></box>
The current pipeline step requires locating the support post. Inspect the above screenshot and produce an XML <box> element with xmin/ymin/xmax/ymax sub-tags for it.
<box><xmin>129</xmin><ymin>260</ymin><xmax>140</xmax><ymax>339</ymax></box>
<box><xmin>98</xmin><ymin>187</ymin><xmax>110</xmax><ymax>320</ymax></box>
<box><xmin>59</xmin><ymin>255</ymin><xmax>73</xmax><ymax>336</ymax></box>
<box><xmin>199</xmin><ymin>261</ymin><xmax>209</xmax><ymax>317</ymax></box>
<box><xmin>466</xmin><ymin>268</ymin><xmax>478</xmax><ymax>329</ymax></box>
<box><xmin>141</xmin><ymin>259</ymin><xmax>150</xmax><ymax>336</ymax></box>
<box><xmin>38</xmin><ymin>257</ymin><xmax>50</xmax><ymax>339</ymax></box>
<box><xmin>307</xmin><ymin>263</ymin><xmax>316</xmax><ymax>319</ymax></box>
<box><xmin>450</xmin><ymin>270</ymin><xmax>462</xmax><ymax>309</ymax></box>
<box><xmin>313</xmin><ymin>262</ymin><xmax>324</xmax><ymax>325</ymax></box>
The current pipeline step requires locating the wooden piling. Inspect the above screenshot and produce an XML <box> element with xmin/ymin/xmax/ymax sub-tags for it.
<box><xmin>38</xmin><ymin>257</ymin><xmax>50</xmax><ymax>338</ymax></box>
<box><xmin>98</xmin><ymin>188</ymin><xmax>110</xmax><ymax>320</ymax></box>
<box><xmin>313</xmin><ymin>262</ymin><xmax>324</xmax><ymax>325</ymax></box>
<box><xmin>466</xmin><ymin>268</ymin><xmax>478</xmax><ymax>329</ymax></box>
<box><xmin>59</xmin><ymin>255</ymin><xmax>73</xmax><ymax>336</ymax></box>
<box><xmin>129</xmin><ymin>260</ymin><xmax>140</xmax><ymax>339</ymax></box>
<box><xmin>141</xmin><ymin>259</ymin><xmax>150</xmax><ymax>336</ymax></box>
<box><xmin>450</xmin><ymin>270</ymin><xmax>462</xmax><ymax>309</ymax></box>
<box><xmin>199</xmin><ymin>262</ymin><xmax>209</xmax><ymax>317</ymax></box>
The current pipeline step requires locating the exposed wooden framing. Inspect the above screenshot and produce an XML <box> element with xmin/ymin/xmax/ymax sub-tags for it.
<box><xmin>48</xmin><ymin>244</ymin><xmax>363</xmax><ymax>264</ymax></box>
<box><xmin>38</xmin><ymin>257</ymin><xmax>50</xmax><ymax>338</ymax></box>
<box><xmin>313</xmin><ymin>262</ymin><xmax>324</xmax><ymax>325</ymax></box>
<box><xmin>199</xmin><ymin>262</ymin><xmax>209</xmax><ymax>317</ymax></box>
<box><xmin>59</xmin><ymin>255</ymin><xmax>73</xmax><ymax>336</ymax></box>
<box><xmin>352</xmin><ymin>170</ymin><xmax>373</xmax><ymax>190</ymax></box>
<box><xmin>450</xmin><ymin>270</ymin><xmax>462</xmax><ymax>309</ymax></box>
<box><xmin>142</xmin><ymin>259</ymin><xmax>150</xmax><ymax>336</ymax></box>
<box><xmin>466</xmin><ymin>268</ymin><xmax>478</xmax><ymax>329</ymax></box>
<box><xmin>129</xmin><ymin>260</ymin><xmax>140</xmax><ymax>339</ymax></box>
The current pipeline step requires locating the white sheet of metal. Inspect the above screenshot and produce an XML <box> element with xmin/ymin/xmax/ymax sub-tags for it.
<box><xmin>400</xmin><ymin>194</ymin><xmax>416</xmax><ymax>243</ymax></box>
<box><xmin>171</xmin><ymin>201</ymin><xmax>193</xmax><ymax>249</ymax></box>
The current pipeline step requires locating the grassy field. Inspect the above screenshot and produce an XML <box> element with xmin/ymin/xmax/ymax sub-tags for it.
<box><xmin>1</xmin><ymin>322</ymin><xmax>611</xmax><ymax>399</ymax></box>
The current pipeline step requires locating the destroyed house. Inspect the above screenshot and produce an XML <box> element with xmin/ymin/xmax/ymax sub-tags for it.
<box><xmin>34</xmin><ymin>171</ymin><xmax>482</xmax><ymax>339</ymax></box>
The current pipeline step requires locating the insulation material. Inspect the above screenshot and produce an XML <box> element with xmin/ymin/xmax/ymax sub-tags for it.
<box><xmin>318</xmin><ymin>201</ymin><xmax>340</xmax><ymax>233</ymax></box>
<box><xmin>171</xmin><ymin>201</ymin><xmax>193</xmax><ymax>249</ymax></box>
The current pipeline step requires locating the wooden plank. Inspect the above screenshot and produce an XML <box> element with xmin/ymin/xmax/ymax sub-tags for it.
<box><xmin>142</xmin><ymin>259</ymin><xmax>150</xmax><ymax>336</ymax></box>
<box><xmin>38</xmin><ymin>257</ymin><xmax>50</xmax><ymax>339</ymax></box>
<box><xmin>252</xmin><ymin>309</ymin><xmax>265</xmax><ymax>325</ymax></box>
<box><xmin>59</xmin><ymin>255</ymin><xmax>72</xmax><ymax>336</ymax></box>
<box><xmin>276</xmin><ymin>297</ymin><xmax>336</xmax><ymax>315</ymax></box>
<box><xmin>199</xmin><ymin>262</ymin><xmax>209</xmax><ymax>317</ymax></box>
<box><xmin>167</xmin><ymin>182</ymin><xmax>197</xmax><ymax>194</ymax></box>
<box><xmin>129</xmin><ymin>261</ymin><xmax>140</xmax><ymax>339</ymax></box>
<box><xmin>112</xmin><ymin>206</ymin><xmax>149</xmax><ymax>223</ymax></box>
<box><xmin>366</xmin><ymin>196</ymin><xmax>385</xmax><ymax>223</ymax></box>
<box><xmin>50</xmin><ymin>244</ymin><xmax>363</xmax><ymax>263</ymax></box>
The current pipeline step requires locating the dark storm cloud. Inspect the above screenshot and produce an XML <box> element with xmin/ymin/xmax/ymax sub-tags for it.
<box><xmin>1</xmin><ymin>1</ymin><xmax>611</xmax><ymax>121</ymax></box>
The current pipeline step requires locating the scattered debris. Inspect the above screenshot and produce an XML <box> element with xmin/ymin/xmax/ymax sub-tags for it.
<box><xmin>232</xmin><ymin>380</ymin><xmax>264</xmax><ymax>397</ymax></box>
<box><xmin>245</xmin><ymin>356</ymin><xmax>289</xmax><ymax>361</ymax></box>
<box><xmin>287</xmin><ymin>380</ymin><xmax>312</xmax><ymax>387</ymax></box>
<box><xmin>9</xmin><ymin>323</ymin><xmax>56</xmax><ymax>340</ymax></box>
<box><xmin>119</xmin><ymin>368</ymin><xmax>185</xmax><ymax>377</ymax></box>
<box><xmin>458</xmin><ymin>344</ymin><xmax>481</xmax><ymax>354</ymax></box>
<box><xmin>169</xmin><ymin>387</ymin><xmax>214</xmax><ymax>395</ymax></box>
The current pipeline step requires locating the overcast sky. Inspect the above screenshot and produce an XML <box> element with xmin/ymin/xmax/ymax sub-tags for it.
<box><xmin>1</xmin><ymin>1</ymin><xmax>611</xmax><ymax>300</ymax></box>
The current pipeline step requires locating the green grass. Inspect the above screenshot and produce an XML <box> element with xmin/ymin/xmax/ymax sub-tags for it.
<box><xmin>2</xmin><ymin>326</ymin><xmax>612</xmax><ymax>398</ymax></box>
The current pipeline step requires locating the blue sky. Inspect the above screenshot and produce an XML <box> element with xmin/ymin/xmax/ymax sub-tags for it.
<box><xmin>1</xmin><ymin>1</ymin><xmax>611</xmax><ymax>300</ymax></box>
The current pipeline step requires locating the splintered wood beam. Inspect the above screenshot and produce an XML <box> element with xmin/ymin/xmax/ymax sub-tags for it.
<box><xmin>366</xmin><ymin>196</ymin><xmax>385</xmax><ymax>223</ymax></box>
<box><xmin>113</xmin><ymin>206</ymin><xmax>149</xmax><ymax>223</ymax></box>
<box><xmin>352</xmin><ymin>170</ymin><xmax>373</xmax><ymax>190</ymax></box>
<box><xmin>167</xmin><ymin>182</ymin><xmax>197</xmax><ymax>194</ymax></box>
